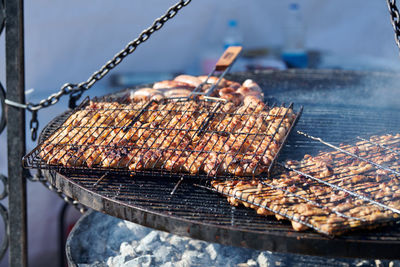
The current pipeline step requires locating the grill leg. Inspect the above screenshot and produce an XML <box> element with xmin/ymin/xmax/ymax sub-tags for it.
<box><xmin>59</xmin><ymin>202</ymin><xmax>69</xmax><ymax>267</ymax></box>
<box><xmin>5</xmin><ymin>0</ymin><xmax>27</xmax><ymax>266</ymax></box>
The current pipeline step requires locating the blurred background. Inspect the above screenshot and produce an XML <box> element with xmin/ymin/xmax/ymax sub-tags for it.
<box><xmin>1</xmin><ymin>0</ymin><xmax>400</xmax><ymax>265</ymax></box>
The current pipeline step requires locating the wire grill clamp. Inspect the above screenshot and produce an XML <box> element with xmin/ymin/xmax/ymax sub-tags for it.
<box><xmin>22</xmin><ymin>95</ymin><xmax>300</xmax><ymax>183</ymax></box>
<box><xmin>204</xmin><ymin>132</ymin><xmax>400</xmax><ymax>236</ymax></box>
<box><xmin>296</xmin><ymin>131</ymin><xmax>400</xmax><ymax>176</ymax></box>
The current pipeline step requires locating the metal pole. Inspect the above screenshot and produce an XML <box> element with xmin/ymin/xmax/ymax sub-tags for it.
<box><xmin>5</xmin><ymin>0</ymin><xmax>27</xmax><ymax>265</ymax></box>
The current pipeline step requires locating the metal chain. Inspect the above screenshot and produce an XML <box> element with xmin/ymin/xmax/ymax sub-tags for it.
<box><xmin>29</xmin><ymin>170</ymin><xmax>87</xmax><ymax>214</ymax></box>
<box><xmin>387</xmin><ymin>0</ymin><xmax>400</xmax><ymax>53</ymax></box>
<box><xmin>6</xmin><ymin>0</ymin><xmax>191</xmax><ymax>140</ymax></box>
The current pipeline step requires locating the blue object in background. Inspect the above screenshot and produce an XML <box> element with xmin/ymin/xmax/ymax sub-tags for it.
<box><xmin>281</xmin><ymin>51</ymin><xmax>308</xmax><ymax>68</ymax></box>
<box><xmin>223</xmin><ymin>19</ymin><xmax>243</xmax><ymax>49</ymax></box>
<box><xmin>281</xmin><ymin>2</ymin><xmax>308</xmax><ymax>68</ymax></box>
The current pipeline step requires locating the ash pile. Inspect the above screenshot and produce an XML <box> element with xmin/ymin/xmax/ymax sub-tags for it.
<box><xmin>67</xmin><ymin>210</ymin><xmax>397</xmax><ymax>267</ymax></box>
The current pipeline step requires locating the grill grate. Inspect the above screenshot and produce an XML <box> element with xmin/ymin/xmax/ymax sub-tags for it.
<box><xmin>21</xmin><ymin>70</ymin><xmax>400</xmax><ymax>258</ymax></box>
<box><xmin>23</xmin><ymin>95</ymin><xmax>301</xmax><ymax>180</ymax></box>
<box><xmin>208</xmin><ymin>132</ymin><xmax>400</xmax><ymax>235</ymax></box>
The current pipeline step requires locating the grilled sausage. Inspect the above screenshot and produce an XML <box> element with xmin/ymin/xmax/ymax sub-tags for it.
<box><xmin>236</xmin><ymin>86</ymin><xmax>263</xmax><ymax>98</ymax></box>
<box><xmin>153</xmin><ymin>80</ymin><xmax>194</xmax><ymax>90</ymax></box>
<box><xmin>174</xmin><ymin>75</ymin><xmax>202</xmax><ymax>87</ymax></box>
<box><xmin>163</xmin><ymin>89</ymin><xmax>192</xmax><ymax>98</ymax></box>
<box><xmin>197</xmin><ymin>75</ymin><xmax>227</xmax><ymax>87</ymax></box>
<box><xmin>242</xmin><ymin>79</ymin><xmax>262</xmax><ymax>93</ymax></box>
<box><xmin>131</xmin><ymin>88</ymin><xmax>163</xmax><ymax>102</ymax></box>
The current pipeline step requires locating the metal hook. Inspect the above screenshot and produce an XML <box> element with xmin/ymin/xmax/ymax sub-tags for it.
<box><xmin>68</xmin><ymin>90</ymin><xmax>83</xmax><ymax>109</ymax></box>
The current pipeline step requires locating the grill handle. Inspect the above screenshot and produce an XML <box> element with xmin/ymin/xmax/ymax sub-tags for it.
<box><xmin>201</xmin><ymin>46</ymin><xmax>243</xmax><ymax>98</ymax></box>
<box><xmin>215</xmin><ymin>46</ymin><xmax>242</xmax><ymax>71</ymax></box>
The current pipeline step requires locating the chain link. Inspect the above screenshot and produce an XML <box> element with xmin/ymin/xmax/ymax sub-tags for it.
<box><xmin>28</xmin><ymin>170</ymin><xmax>87</xmax><ymax>214</ymax></box>
<box><xmin>24</xmin><ymin>0</ymin><xmax>191</xmax><ymax>209</ymax></box>
<box><xmin>26</xmin><ymin>0</ymin><xmax>191</xmax><ymax>113</ymax></box>
<box><xmin>387</xmin><ymin>0</ymin><xmax>400</xmax><ymax>53</ymax></box>
<box><xmin>13</xmin><ymin>0</ymin><xmax>191</xmax><ymax>140</ymax></box>
<box><xmin>14</xmin><ymin>0</ymin><xmax>400</xmax><ymax>139</ymax></box>
<box><xmin>14</xmin><ymin>0</ymin><xmax>400</xmax><ymax>218</ymax></box>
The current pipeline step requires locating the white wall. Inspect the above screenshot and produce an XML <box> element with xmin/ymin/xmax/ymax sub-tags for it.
<box><xmin>1</xmin><ymin>0</ymin><xmax>400</xmax><ymax>266</ymax></box>
<box><xmin>19</xmin><ymin>0</ymin><xmax>400</xmax><ymax>93</ymax></box>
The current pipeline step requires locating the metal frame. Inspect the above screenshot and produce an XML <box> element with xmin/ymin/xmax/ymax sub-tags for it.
<box><xmin>2</xmin><ymin>0</ymin><xmax>27</xmax><ymax>266</ymax></box>
<box><xmin>23</xmin><ymin>97</ymin><xmax>300</xmax><ymax>181</ymax></box>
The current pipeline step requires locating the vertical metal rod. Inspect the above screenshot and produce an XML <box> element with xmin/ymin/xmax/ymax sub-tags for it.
<box><xmin>5</xmin><ymin>0</ymin><xmax>27</xmax><ymax>265</ymax></box>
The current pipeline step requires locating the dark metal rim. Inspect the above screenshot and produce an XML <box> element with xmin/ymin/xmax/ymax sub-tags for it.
<box><xmin>43</xmin><ymin>168</ymin><xmax>400</xmax><ymax>260</ymax></box>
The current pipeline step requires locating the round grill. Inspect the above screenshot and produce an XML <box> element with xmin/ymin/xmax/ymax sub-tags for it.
<box><xmin>37</xmin><ymin>70</ymin><xmax>400</xmax><ymax>259</ymax></box>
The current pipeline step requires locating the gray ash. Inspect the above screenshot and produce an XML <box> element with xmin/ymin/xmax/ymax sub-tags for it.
<box><xmin>67</xmin><ymin>211</ymin><xmax>397</xmax><ymax>267</ymax></box>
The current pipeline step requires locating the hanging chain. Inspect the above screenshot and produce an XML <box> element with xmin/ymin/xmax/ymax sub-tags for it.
<box><xmin>5</xmin><ymin>0</ymin><xmax>191</xmax><ymax>140</ymax></box>
<box><xmin>387</xmin><ymin>0</ymin><xmax>400</xmax><ymax>52</ymax></box>
<box><xmin>28</xmin><ymin>170</ymin><xmax>87</xmax><ymax>213</ymax></box>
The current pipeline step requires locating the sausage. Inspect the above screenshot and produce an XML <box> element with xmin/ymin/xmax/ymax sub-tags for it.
<box><xmin>197</xmin><ymin>75</ymin><xmax>227</xmax><ymax>87</ymax></box>
<box><xmin>152</xmin><ymin>80</ymin><xmax>194</xmax><ymax>90</ymax></box>
<box><xmin>242</xmin><ymin>79</ymin><xmax>262</xmax><ymax>93</ymax></box>
<box><xmin>164</xmin><ymin>89</ymin><xmax>192</xmax><ymax>98</ymax></box>
<box><xmin>131</xmin><ymin>88</ymin><xmax>163</xmax><ymax>102</ymax></box>
<box><xmin>218</xmin><ymin>87</ymin><xmax>236</xmax><ymax>97</ymax></box>
<box><xmin>236</xmin><ymin>86</ymin><xmax>264</xmax><ymax>99</ymax></box>
<box><xmin>174</xmin><ymin>75</ymin><xmax>202</xmax><ymax>87</ymax></box>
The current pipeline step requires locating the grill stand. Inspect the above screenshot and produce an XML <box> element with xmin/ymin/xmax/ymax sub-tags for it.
<box><xmin>4</xmin><ymin>0</ymin><xmax>27</xmax><ymax>266</ymax></box>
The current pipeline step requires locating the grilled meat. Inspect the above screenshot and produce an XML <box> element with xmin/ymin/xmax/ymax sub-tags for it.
<box><xmin>39</xmin><ymin>97</ymin><xmax>296</xmax><ymax>177</ymax></box>
<box><xmin>212</xmin><ymin>133</ymin><xmax>400</xmax><ymax>235</ymax></box>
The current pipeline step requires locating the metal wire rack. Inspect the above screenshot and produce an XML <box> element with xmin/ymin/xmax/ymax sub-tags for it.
<box><xmin>206</xmin><ymin>132</ymin><xmax>400</xmax><ymax>236</ymax></box>
<box><xmin>22</xmin><ymin>94</ymin><xmax>302</xmax><ymax>181</ymax></box>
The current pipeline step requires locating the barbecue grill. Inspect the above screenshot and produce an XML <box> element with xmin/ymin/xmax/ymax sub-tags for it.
<box><xmin>26</xmin><ymin>69</ymin><xmax>400</xmax><ymax>260</ymax></box>
<box><xmin>23</xmin><ymin>97</ymin><xmax>301</xmax><ymax>180</ymax></box>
